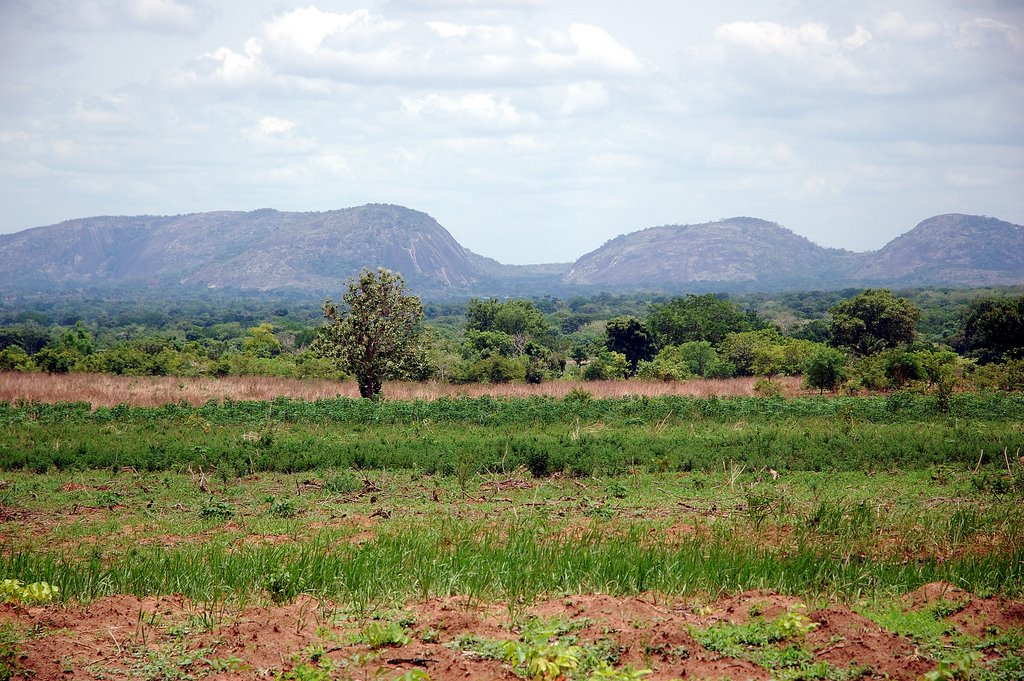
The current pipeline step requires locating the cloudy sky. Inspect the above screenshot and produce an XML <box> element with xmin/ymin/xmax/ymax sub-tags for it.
<box><xmin>1</xmin><ymin>0</ymin><xmax>1022</xmax><ymax>264</ymax></box>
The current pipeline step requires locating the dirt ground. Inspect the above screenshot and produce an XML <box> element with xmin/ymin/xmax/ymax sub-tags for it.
<box><xmin>3</xmin><ymin>583</ymin><xmax>1022</xmax><ymax>680</ymax></box>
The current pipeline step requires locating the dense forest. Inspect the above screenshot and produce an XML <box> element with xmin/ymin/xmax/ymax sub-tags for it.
<box><xmin>1</xmin><ymin>284</ymin><xmax>1022</xmax><ymax>393</ymax></box>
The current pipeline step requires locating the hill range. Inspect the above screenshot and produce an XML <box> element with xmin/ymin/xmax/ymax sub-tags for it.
<box><xmin>1</xmin><ymin>205</ymin><xmax>1021</xmax><ymax>296</ymax></box>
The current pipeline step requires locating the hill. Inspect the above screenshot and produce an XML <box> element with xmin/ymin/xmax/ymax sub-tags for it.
<box><xmin>1</xmin><ymin>207</ymin><xmax>1021</xmax><ymax>295</ymax></box>
<box><xmin>850</xmin><ymin>214</ymin><xmax>1024</xmax><ymax>286</ymax></box>
<box><xmin>0</xmin><ymin>204</ymin><xmax>479</xmax><ymax>293</ymax></box>
<box><xmin>561</xmin><ymin>217</ymin><xmax>861</xmax><ymax>290</ymax></box>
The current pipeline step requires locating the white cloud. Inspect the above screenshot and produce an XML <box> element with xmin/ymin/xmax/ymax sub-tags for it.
<box><xmin>873</xmin><ymin>11</ymin><xmax>944</xmax><ymax>41</ymax></box>
<box><xmin>38</xmin><ymin>0</ymin><xmax>208</xmax><ymax>33</ymax></box>
<box><xmin>843</xmin><ymin>26</ymin><xmax>872</xmax><ymax>49</ymax></box>
<box><xmin>559</xmin><ymin>81</ymin><xmax>609</xmax><ymax>116</ymax></box>
<box><xmin>566</xmin><ymin>23</ymin><xmax>645</xmax><ymax>74</ymax></box>
<box><xmin>256</xmin><ymin>116</ymin><xmax>294</xmax><ymax>136</ymax></box>
<box><xmin>174</xmin><ymin>37</ymin><xmax>265</xmax><ymax>86</ymax></box>
<box><xmin>706</xmin><ymin>142</ymin><xmax>798</xmax><ymax>171</ymax></box>
<box><xmin>956</xmin><ymin>17</ymin><xmax>1024</xmax><ymax>50</ymax></box>
<box><xmin>171</xmin><ymin>6</ymin><xmax>649</xmax><ymax>90</ymax></box>
<box><xmin>402</xmin><ymin>93</ymin><xmax>533</xmax><ymax>127</ymax></box>
<box><xmin>714</xmin><ymin>21</ymin><xmax>830</xmax><ymax>56</ymax></box>
<box><xmin>124</xmin><ymin>0</ymin><xmax>203</xmax><ymax>33</ymax></box>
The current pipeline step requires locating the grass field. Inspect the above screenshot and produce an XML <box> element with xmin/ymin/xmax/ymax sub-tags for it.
<box><xmin>1</xmin><ymin>381</ymin><xmax>1022</xmax><ymax>680</ymax></box>
<box><xmin>0</xmin><ymin>372</ymin><xmax>806</xmax><ymax>407</ymax></box>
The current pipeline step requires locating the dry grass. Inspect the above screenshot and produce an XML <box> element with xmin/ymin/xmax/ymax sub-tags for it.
<box><xmin>0</xmin><ymin>371</ymin><xmax>806</xmax><ymax>408</ymax></box>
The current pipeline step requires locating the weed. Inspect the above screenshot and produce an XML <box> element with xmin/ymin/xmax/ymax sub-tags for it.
<box><xmin>923</xmin><ymin>651</ymin><xmax>983</xmax><ymax>681</ymax></box>
<box><xmin>198</xmin><ymin>498</ymin><xmax>234</xmax><ymax>519</ymax></box>
<box><xmin>265</xmin><ymin>568</ymin><xmax>300</xmax><ymax>604</ymax></box>
<box><xmin>355</xmin><ymin>620</ymin><xmax>411</xmax><ymax>649</ymax></box>
<box><xmin>0</xmin><ymin>579</ymin><xmax>59</xmax><ymax>604</ymax></box>
<box><xmin>325</xmin><ymin>471</ymin><xmax>364</xmax><ymax>494</ymax></box>
<box><xmin>587</xmin><ymin>662</ymin><xmax>651</xmax><ymax>680</ymax></box>
<box><xmin>502</xmin><ymin>638</ymin><xmax>581</xmax><ymax>681</ymax></box>
<box><xmin>0</xmin><ymin>623</ymin><xmax>24</xmax><ymax>681</ymax></box>
<box><xmin>269</xmin><ymin>496</ymin><xmax>299</xmax><ymax>518</ymax></box>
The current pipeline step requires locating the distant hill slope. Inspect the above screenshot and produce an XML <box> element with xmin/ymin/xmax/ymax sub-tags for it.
<box><xmin>1</xmin><ymin>207</ymin><xmax>1021</xmax><ymax>294</ymax></box>
<box><xmin>0</xmin><ymin>205</ymin><xmax>479</xmax><ymax>292</ymax></box>
<box><xmin>562</xmin><ymin>217</ymin><xmax>861</xmax><ymax>289</ymax></box>
<box><xmin>850</xmin><ymin>214</ymin><xmax>1024</xmax><ymax>286</ymax></box>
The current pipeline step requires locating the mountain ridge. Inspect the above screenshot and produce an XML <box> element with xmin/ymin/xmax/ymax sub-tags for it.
<box><xmin>1</xmin><ymin>207</ymin><xmax>1021</xmax><ymax>295</ymax></box>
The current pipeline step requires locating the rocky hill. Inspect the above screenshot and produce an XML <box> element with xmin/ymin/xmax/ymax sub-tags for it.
<box><xmin>561</xmin><ymin>217</ymin><xmax>862</xmax><ymax>289</ymax></box>
<box><xmin>850</xmin><ymin>214</ymin><xmax>1024</xmax><ymax>286</ymax></box>
<box><xmin>1</xmin><ymin>207</ymin><xmax>1020</xmax><ymax>295</ymax></box>
<box><xmin>0</xmin><ymin>205</ymin><xmax>480</xmax><ymax>293</ymax></box>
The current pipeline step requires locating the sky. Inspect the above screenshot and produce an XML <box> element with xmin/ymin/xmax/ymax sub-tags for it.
<box><xmin>1</xmin><ymin>0</ymin><xmax>1022</xmax><ymax>265</ymax></box>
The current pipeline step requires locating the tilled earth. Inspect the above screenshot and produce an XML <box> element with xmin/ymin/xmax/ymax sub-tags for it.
<box><xmin>3</xmin><ymin>582</ymin><xmax>1023</xmax><ymax>680</ymax></box>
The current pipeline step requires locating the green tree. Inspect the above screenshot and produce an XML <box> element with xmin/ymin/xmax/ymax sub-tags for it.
<box><xmin>582</xmin><ymin>351</ymin><xmax>629</xmax><ymax>380</ymax></box>
<box><xmin>0</xmin><ymin>345</ymin><xmax>32</xmax><ymax>372</ymax></box>
<box><xmin>242</xmin><ymin>323</ymin><xmax>283</xmax><ymax>358</ymax></box>
<box><xmin>316</xmin><ymin>268</ymin><xmax>425</xmax><ymax>399</ymax></box>
<box><xmin>828</xmin><ymin>289</ymin><xmax>920</xmax><ymax>355</ymax></box>
<box><xmin>952</xmin><ymin>295</ymin><xmax>1024</xmax><ymax>363</ymax></box>
<box><xmin>801</xmin><ymin>347</ymin><xmax>848</xmax><ymax>394</ymax></box>
<box><xmin>465</xmin><ymin>298</ymin><xmax>552</xmax><ymax>352</ymax></box>
<box><xmin>604</xmin><ymin>316</ymin><xmax>655</xmax><ymax>376</ymax></box>
<box><xmin>646</xmin><ymin>294</ymin><xmax>759</xmax><ymax>347</ymax></box>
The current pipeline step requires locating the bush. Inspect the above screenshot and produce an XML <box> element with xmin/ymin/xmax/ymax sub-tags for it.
<box><xmin>0</xmin><ymin>346</ymin><xmax>32</xmax><ymax>372</ymax></box>
<box><xmin>801</xmin><ymin>347</ymin><xmax>848</xmax><ymax>394</ymax></box>
<box><xmin>462</xmin><ymin>355</ymin><xmax>526</xmax><ymax>383</ymax></box>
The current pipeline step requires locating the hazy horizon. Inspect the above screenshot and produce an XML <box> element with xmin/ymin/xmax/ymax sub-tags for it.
<box><xmin>2</xmin><ymin>0</ymin><xmax>1022</xmax><ymax>264</ymax></box>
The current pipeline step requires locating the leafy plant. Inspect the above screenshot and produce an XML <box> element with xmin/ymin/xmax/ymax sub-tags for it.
<box><xmin>923</xmin><ymin>651</ymin><xmax>983</xmax><ymax>681</ymax></box>
<box><xmin>0</xmin><ymin>623</ymin><xmax>24</xmax><ymax>681</ymax></box>
<box><xmin>0</xmin><ymin>579</ymin><xmax>59</xmax><ymax>604</ymax></box>
<box><xmin>587</xmin><ymin>662</ymin><xmax>651</xmax><ymax>680</ymax></box>
<box><xmin>502</xmin><ymin>638</ymin><xmax>581</xmax><ymax>681</ymax></box>
<box><xmin>198</xmin><ymin>498</ymin><xmax>235</xmax><ymax>519</ymax></box>
<box><xmin>269</xmin><ymin>496</ymin><xmax>299</xmax><ymax>518</ymax></box>
<box><xmin>355</xmin><ymin>620</ymin><xmax>412</xmax><ymax>649</ymax></box>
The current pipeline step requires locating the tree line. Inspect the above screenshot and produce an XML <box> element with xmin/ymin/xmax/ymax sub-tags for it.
<box><xmin>1</xmin><ymin>271</ymin><xmax>1022</xmax><ymax>399</ymax></box>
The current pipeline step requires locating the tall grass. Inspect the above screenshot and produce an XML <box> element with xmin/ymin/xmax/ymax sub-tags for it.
<box><xmin>5</xmin><ymin>523</ymin><xmax>1020</xmax><ymax>606</ymax></box>
<box><xmin>1</xmin><ymin>393</ymin><xmax>1021</xmax><ymax>474</ymax></box>
<box><xmin>0</xmin><ymin>372</ymin><xmax>803</xmax><ymax>408</ymax></box>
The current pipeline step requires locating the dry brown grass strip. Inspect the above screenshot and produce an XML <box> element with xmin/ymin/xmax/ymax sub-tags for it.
<box><xmin>0</xmin><ymin>372</ymin><xmax>805</xmax><ymax>408</ymax></box>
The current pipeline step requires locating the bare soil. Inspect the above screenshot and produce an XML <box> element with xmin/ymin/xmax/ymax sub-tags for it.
<box><xmin>4</xmin><ymin>584</ymin><xmax>1022</xmax><ymax>680</ymax></box>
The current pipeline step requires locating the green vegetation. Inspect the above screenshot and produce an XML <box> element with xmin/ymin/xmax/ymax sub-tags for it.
<box><xmin>1</xmin><ymin>393</ymin><xmax>1022</xmax><ymax>474</ymax></box>
<box><xmin>4</xmin><ymin>287</ymin><xmax>1023</xmax><ymax>394</ymax></box>
<box><xmin>317</xmin><ymin>268</ymin><xmax>427</xmax><ymax>399</ymax></box>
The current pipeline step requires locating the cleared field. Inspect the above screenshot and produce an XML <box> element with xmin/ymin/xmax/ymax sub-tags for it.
<box><xmin>0</xmin><ymin>372</ymin><xmax>804</xmax><ymax>407</ymax></box>
<box><xmin>0</xmin><ymin>391</ymin><xmax>1022</xmax><ymax>680</ymax></box>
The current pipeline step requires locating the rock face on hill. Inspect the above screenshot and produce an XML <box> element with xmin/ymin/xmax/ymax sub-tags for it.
<box><xmin>561</xmin><ymin>217</ymin><xmax>860</xmax><ymax>289</ymax></box>
<box><xmin>0</xmin><ymin>205</ymin><xmax>479</xmax><ymax>292</ymax></box>
<box><xmin>850</xmin><ymin>214</ymin><xmax>1024</xmax><ymax>286</ymax></box>
<box><xmin>1</xmin><ymin>207</ymin><xmax>1021</xmax><ymax>294</ymax></box>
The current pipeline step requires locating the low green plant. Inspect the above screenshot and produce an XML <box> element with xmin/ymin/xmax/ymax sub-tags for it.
<box><xmin>0</xmin><ymin>623</ymin><xmax>24</xmax><ymax>681</ymax></box>
<box><xmin>502</xmin><ymin>638</ymin><xmax>581</xmax><ymax>681</ymax></box>
<box><xmin>923</xmin><ymin>651</ymin><xmax>983</xmax><ymax>681</ymax></box>
<box><xmin>0</xmin><ymin>579</ymin><xmax>59</xmax><ymax>604</ymax></box>
<box><xmin>199</xmin><ymin>498</ymin><xmax>235</xmax><ymax>519</ymax></box>
<box><xmin>356</xmin><ymin>620</ymin><xmax>411</xmax><ymax>649</ymax></box>
<box><xmin>269</xmin><ymin>496</ymin><xmax>299</xmax><ymax>518</ymax></box>
<box><xmin>265</xmin><ymin>568</ymin><xmax>300</xmax><ymax>604</ymax></box>
<box><xmin>587</xmin><ymin>662</ymin><xmax>651</xmax><ymax>680</ymax></box>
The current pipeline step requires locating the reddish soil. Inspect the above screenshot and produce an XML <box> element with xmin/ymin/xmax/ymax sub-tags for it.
<box><xmin>3</xmin><ymin>584</ymin><xmax>1022</xmax><ymax>680</ymax></box>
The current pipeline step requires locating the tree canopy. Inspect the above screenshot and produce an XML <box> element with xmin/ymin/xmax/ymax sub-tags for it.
<box><xmin>604</xmin><ymin>316</ymin><xmax>655</xmax><ymax>376</ymax></box>
<box><xmin>646</xmin><ymin>294</ymin><xmax>759</xmax><ymax>348</ymax></box>
<box><xmin>828</xmin><ymin>289</ymin><xmax>920</xmax><ymax>355</ymax></box>
<box><xmin>952</xmin><ymin>295</ymin><xmax>1024</xmax><ymax>363</ymax></box>
<box><xmin>315</xmin><ymin>268</ymin><xmax>424</xmax><ymax>399</ymax></box>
